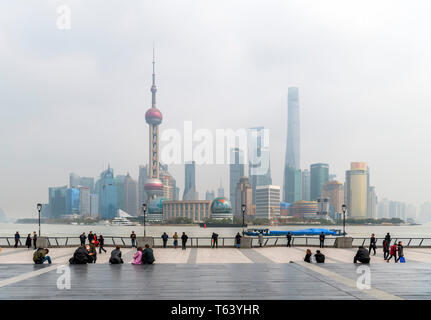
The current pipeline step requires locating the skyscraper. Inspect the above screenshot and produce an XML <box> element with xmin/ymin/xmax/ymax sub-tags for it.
<box><xmin>205</xmin><ymin>190</ymin><xmax>215</xmax><ymax>201</ymax></box>
<box><xmin>183</xmin><ymin>161</ymin><xmax>198</xmax><ymax>200</ymax></box>
<box><xmin>283</xmin><ymin>87</ymin><xmax>301</xmax><ymax>203</ymax></box>
<box><xmin>301</xmin><ymin>169</ymin><xmax>310</xmax><ymax>201</ymax></box>
<box><xmin>234</xmin><ymin>176</ymin><xmax>252</xmax><ymax>217</ymax></box>
<box><xmin>345</xmin><ymin>162</ymin><xmax>368</xmax><ymax>219</ymax></box>
<box><xmin>144</xmin><ymin>49</ymin><xmax>164</xmax><ymax>201</ymax></box>
<box><xmin>321</xmin><ymin>180</ymin><xmax>344</xmax><ymax>217</ymax></box>
<box><xmin>99</xmin><ymin>166</ymin><xmax>118</xmax><ymax>219</ymax></box>
<box><xmin>124</xmin><ymin>173</ymin><xmax>138</xmax><ymax>216</ymax></box>
<box><xmin>248</xmin><ymin>127</ymin><xmax>272</xmax><ymax>204</ymax></box>
<box><xmin>310</xmin><ymin>163</ymin><xmax>329</xmax><ymax>200</ymax></box>
<box><xmin>229</xmin><ymin>148</ymin><xmax>245</xmax><ymax>214</ymax></box>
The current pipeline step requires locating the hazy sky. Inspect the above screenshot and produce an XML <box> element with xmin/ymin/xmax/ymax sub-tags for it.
<box><xmin>1</xmin><ymin>0</ymin><xmax>430</xmax><ymax>218</ymax></box>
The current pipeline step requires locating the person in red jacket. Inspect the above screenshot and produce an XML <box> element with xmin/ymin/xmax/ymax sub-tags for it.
<box><xmin>386</xmin><ymin>243</ymin><xmax>398</xmax><ymax>263</ymax></box>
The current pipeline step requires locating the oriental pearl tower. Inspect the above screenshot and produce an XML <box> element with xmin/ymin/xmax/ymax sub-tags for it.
<box><xmin>144</xmin><ymin>49</ymin><xmax>164</xmax><ymax>200</ymax></box>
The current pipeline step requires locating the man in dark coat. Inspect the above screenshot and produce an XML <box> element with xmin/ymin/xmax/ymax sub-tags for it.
<box><xmin>319</xmin><ymin>232</ymin><xmax>325</xmax><ymax>248</ymax></box>
<box><xmin>79</xmin><ymin>232</ymin><xmax>86</xmax><ymax>246</ymax></box>
<box><xmin>161</xmin><ymin>232</ymin><xmax>169</xmax><ymax>248</ymax></box>
<box><xmin>88</xmin><ymin>231</ymin><xmax>95</xmax><ymax>244</ymax></box>
<box><xmin>33</xmin><ymin>232</ymin><xmax>38</xmax><ymax>250</ymax></box>
<box><xmin>354</xmin><ymin>246</ymin><xmax>370</xmax><ymax>264</ymax></box>
<box><xmin>14</xmin><ymin>232</ymin><xmax>20</xmax><ymax>248</ymax></box>
<box><xmin>25</xmin><ymin>234</ymin><xmax>32</xmax><ymax>250</ymax></box>
<box><xmin>69</xmin><ymin>245</ymin><xmax>92</xmax><ymax>264</ymax></box>
<box><xmin>315</xmin><ymin>250</ymin><xmax>325</xmax><ymax>263</ymax></box>
<box><xmin>286</xmin><ymin>232</ymin><xmax>292</xmax><ymax>247</ymax></box>
<box><xmin>141</xmin><ymin>244</ymin><xmax>155</xmax><ymax>264</ymax></box>
<box><xmin>235</xmin><ymin>232</ymin><xmax>242</xmax><ymax>248</ymax></box>
<box><xmin>109</xmin><ymin>245</ymin><xmax>124</xmax><ymax>264</ymax></box>
<box><xmin>181</xmin><ymin>232</ymin><xmax>188</xmax><ymax>250</ymax></box>
<box><xmin>211</xmin><ymin>233</ymin><xmax>219</xmax><ymax>248</ymax></box>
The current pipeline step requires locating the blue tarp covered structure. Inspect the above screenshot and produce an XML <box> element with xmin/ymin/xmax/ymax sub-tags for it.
<box><xmin>244</xmin><ymin>228</ymin><xmax>339</xmax><ymax>236</ymax></box>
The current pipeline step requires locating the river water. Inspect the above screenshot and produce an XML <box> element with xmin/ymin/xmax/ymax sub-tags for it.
<box><xmin>1</xmin><ymin>222</ymin><xmax>431</xmax><ymax>238</ymax></box>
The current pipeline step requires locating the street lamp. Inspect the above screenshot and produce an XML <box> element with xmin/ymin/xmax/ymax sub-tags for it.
<box><xmin>241</xmin><ymin>204</ymin><xmax>246</xmax><ymax>235</ymax></box>
<box><xmin>341</xmin><ymin>204</ymin><xmax>347</xmax><ymax>236</ymax></box>
<box><xmin>142</xmin><ymin>203</ymin><xmax>147</xmax><ymax>237</ymax></box>
<box><xmin>37</xmin><ymin>203</ymin><xmax>42</xmax><ymax>236</ymax></box>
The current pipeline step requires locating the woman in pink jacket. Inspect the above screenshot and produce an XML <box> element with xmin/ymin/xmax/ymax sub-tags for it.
<box><xmin>132</xmin><ymin>247</ymin><xmax>143</xmax><ymax>265</ymax></box>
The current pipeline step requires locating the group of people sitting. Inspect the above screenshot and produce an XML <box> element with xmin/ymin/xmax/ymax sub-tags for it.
<box><xmin>68</xmin><ymin>243</ymin><xmax>155</xmax><ymax>265</ymax></box>
<box><xmin>304</xmin><ymin>249</ymin><xmax>326</xmax><ymax>263</ymax></box>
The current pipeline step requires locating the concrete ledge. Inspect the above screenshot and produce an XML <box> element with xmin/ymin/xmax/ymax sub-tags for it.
<box><xmin>240</xmin><ymin>237</ymin><xmax>253</xmax><ymax>248</ymax></box>
<box><xmin>136</xmin><ymin>236</ymin><xmax>154</xmax><ymax>248</ymax></box>
<box><xmin>334</xmin><ymin>237</ymin><xmax>353</xmax><ymax>248</ymax></box>
<box><xmin>37</xmin><ymin>237</ymin><xmax>49</xmax><ymax>248</ymax></box>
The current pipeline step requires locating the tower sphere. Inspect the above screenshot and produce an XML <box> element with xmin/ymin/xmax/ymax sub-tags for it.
<box><xmin>145</xmin><ymin>108</ymin><xmax>163</xmax><ymax>125</ymax></box>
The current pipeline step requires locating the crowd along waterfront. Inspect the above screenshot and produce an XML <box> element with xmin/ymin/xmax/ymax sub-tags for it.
<box><xmin>1</xmin><ymin>222</ymin><xmax>431</xmax><ymax>238</ymax></box>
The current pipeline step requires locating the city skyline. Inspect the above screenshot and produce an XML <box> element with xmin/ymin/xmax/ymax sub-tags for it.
<box><xmin>1</xmin><ymin>1</ymin><xmax>431</xmax><ymax>218</ymax></box>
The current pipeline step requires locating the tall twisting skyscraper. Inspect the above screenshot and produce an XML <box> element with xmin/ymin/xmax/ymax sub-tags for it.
<box><xmin>283</xmin><ymin>87</ymin><xmax>301</xmax><ymax>203</ymax></box>
<box><xmin>144</xmin><ymin>48</ymin><xmax>164</xmax><ymax>201</ymax></box>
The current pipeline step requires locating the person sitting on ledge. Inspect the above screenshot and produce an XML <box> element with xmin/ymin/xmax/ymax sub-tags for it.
<box><xmin>69</xmin><ymin>244</ymin><xmax>92</xmax><ymax>264</ymax></box>
<box><xmin>109</xmin><ymin>245</ymin><xmax>124</xmax><ymax>264</ymax></box>
<box><xmin>132</xmin><ymin>247</ymin><xmax>143</xmax><ymax>265</ymax></box>
<box><xmin>354</xmin><ymin>246</ymin><xmax>370</xmax><ymax>264</ymax></box>
<box><xmin>141</xmin><ymin>244</ymin><xmax>155</xmax><ymax>264</ymax></box>
<box><xmin>304</xmin><ymin>249</ymin><xmax>312</xmax><ymax>263</ymax></box>
<box><xmin>33</xmin><ymin>248</ymin><xmax>51</xmax><ymax>264</ymax></box>
<box><xmin>314</xmin><ymin>250</ymin><xmax>325</xmax><ymax>263</ymax></box>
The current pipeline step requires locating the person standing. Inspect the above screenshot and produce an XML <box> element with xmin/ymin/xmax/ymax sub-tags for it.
<box><xmin>383</xmin><ymin>239</ymin><xmax>390</xmax><ymax>260</ymax></box>
<box><xmin>161</xmin><ymin>232</ymin><xmax>169</xmax><ymax>248</ymax></box>
<box><xmin>173</xmin><ymin>232</ymin><xmax>179</xmax><ymax>249</ymax></box>
<box><xmin>319</xmin><ymin>232</ymin><xmax>325</xmax><ymax>248</ymax></box>
<box><xmin>386</xmin><ymin>243</ymin><xmax>398</xmax><ymax>263</ymax></box>
<box><xmin>396</xmin><ymin>241</ymin><xmax>404</xmax><ymax>262</ymax></box>
<box><xmin>98</xmin><ymin>234</ymin><xmax>106</xmax><ymax>253</ymax></box>
<box><xmin>369</xmin><ymin>233</ymin><xmax>376</xmax><ymax>255</ymax></box>
<box><xmin>88</xmin><ymin>231</ymin><xmax>95</xmax><ymax>244</ymax></box>
<box><xmin>14</xmin><ymin>232</ymin><xmax>20</xmax><ymax>248</ymax></box>
<box><xmin>181</xmin><ymin>232</ymin><xmax>188</xmax><ymax>250</ymax></box>
<box><xmin>235</xmin><ymin>232</ymin><xmax>242</xmax><ymax>248</ymax></box>
<box><xmin>25</xmin><ymin>234</ymin><xmax>32</xmax><ymax>250</ymax></box>
<box><xmin>79</xmin><ymin>232</ymin><xmax>86</xmax><ymax>246</ymax></box>
<box><xmin>32</xmin><ymin>231</ymin><xmax>38</xmax><ymax>250</ymax></box>
<box><xmin>211</xmin><ymin>232</ymin><xmax>219</xmax><ymax>248</ymax></box>
<box><xmin>286</xmin><ymin>232</ymin><xmax>292</xmax><ymax>247</ymax></box>
<box><xmin>89</xmin><ymin>240</ymin><xmax>97</xmax><ymax>263</ymax></box>
<box><xmin>258</xmin><ymin>232</ymin><xmax>264</xmax><ymax>247</ymax></box>
<box><xmin>130</xmin><ymin>231</ymin><xmax>137</xmax><ymax>248</ymax></box>
<box><xmin>385</xmin><ymin>233</ymin><xmax>391</xmax><ymax>245</ymax></box>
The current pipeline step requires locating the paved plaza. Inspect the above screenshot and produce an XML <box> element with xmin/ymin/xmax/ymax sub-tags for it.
<box><xmin>1</xmin><ymin>246</ymin><xmax>431</xmax><ymax>300</ymax></box>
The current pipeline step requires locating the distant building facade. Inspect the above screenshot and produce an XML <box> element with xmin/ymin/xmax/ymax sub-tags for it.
<box><xmin>310</xmin><ymin>163</ymin><xmax>329</xmax><ymax>200</ymax></box>
<box><xmin>163</xmin><ymin>200</ymin><xmax>211</xmax><ymax>222</ymax></box>
<box><xmin>255</xmin><ymin>185</ymin><xmax>280</xmax><ymax>220</ymax></box>
<box><xmin>345</xmin><ymin>162</ymin><xmax>368</xmax><ymax>219</ymax></box>
<box><xmin>229</xmin><ymin>148</ymin><xmax>245</xmax><ymax>215</ymax></box>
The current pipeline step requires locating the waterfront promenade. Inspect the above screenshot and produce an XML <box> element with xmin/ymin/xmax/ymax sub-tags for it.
<box><xmin>1</xmin><ymin>246</ymin><xmax>431</xmax><ymax>300</ymax></box>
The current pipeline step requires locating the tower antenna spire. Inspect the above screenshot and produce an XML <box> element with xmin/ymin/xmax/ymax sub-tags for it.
<box><xmin>151</xmin><ymin>42</ymin><xmax>157</xmax><ymax>108</ymax></box>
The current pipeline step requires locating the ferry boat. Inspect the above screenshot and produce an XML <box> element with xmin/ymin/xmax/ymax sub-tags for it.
<box><xmin>109</xmin><ymin>217</ymin><xmax>137</xmax><ymax>226</ymax></box>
